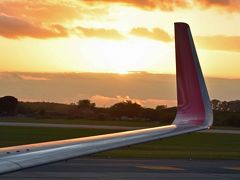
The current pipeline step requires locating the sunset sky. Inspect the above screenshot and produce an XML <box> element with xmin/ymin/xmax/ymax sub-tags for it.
<box><xmin>0</xmin><ymin>0</ymin><xmax>240</xmax><ymax>106</ymax></box>
<box><xmin>0</xmin><ymin>0</ymin><xmax>240</xmax><ymax>78</ymax></box>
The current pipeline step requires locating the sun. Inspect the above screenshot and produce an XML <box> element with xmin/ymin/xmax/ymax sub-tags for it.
<box><xmin>116</xmin><ymin>69</ymin><xmax>129</xmax><ymax>74</ymax></box>
<box><xmin>88</xmin><ymin>38</ymin><xmax>157</xmax><ymax>74</ymax></box>
<box><xmin>61</xmin><ymin>37</ymin><xmax>173</xmax><ymax>74</ymax></box>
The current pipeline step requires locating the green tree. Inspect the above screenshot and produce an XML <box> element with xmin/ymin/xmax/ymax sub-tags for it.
<box><xmin>155</xmin><ymin>105</ymin><xmax>167</xmax><ymax>112</ymax></box>
<box><xmin>0</xmin><ymin>96</ymin><xmax>18</xmax><ymax>115</ymax></box>
<box><xmin>77</xmin><ymin>99</ymin><xmax>95</xmax><ymax>109</ymax></box>
<box><xmin>109</xmin><ymin>100</ymin><xmax>142</xmax><ymax>118</ymax></box>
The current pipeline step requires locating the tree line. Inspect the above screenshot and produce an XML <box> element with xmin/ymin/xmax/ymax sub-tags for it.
<box><xmin>0</xmin><ymin>96</ymin><xmax>240</xmax><ymax>127</ymax></box>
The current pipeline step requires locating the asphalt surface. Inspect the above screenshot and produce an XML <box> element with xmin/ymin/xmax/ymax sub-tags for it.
<box><xmin>0</xmin><ymin>158</ymin><xmax>239</xmax><ymax>179</ymax></box>
<box><xmin>0</xmin><ymin>122</ymin><xmax>240</xmax><ymax>134</ymax></box>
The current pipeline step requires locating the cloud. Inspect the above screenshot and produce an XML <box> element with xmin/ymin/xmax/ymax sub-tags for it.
<box><xmin>0</xmin><ymin>13</ymin><xmax>124</xmax><ymax>40</ymax></box>
<box><xmin>0</xmin><ymin>0</ymin><xmax>238</xmax><ymax>33</ymax></box>
<box><xmin>75</xmin><ymin>27</ymin><xmax>126</xmax><ymax>40</ymax></box>
<box><xmin>0</xmin><ymin>0</ymin><xmax>82</xmax><ymax>23</ymax></box>
<box><xmin>130</xmin><ymin>27</ymin><xmax>240</xmax><ymax>52</ymax></box>
<box><xmin>1</xmin><ymin>72</ymin><xmax>240</xmax><ymax>106</ymax></box>
<box><xmin>83</xmin><ymin>0</ymin><xmax>189</xmax><ymax>11</ymax></box>
<box><xmin>130</xmin><ymin>27</ymin><xmax>172</xmax><ymax>42</ymax></box>
<box><xmin>19</xmin><ymin>75</ymin><xmax>49</xmax><ymax>81</ymax></box>
<box><xmin>90</xmin><ymin>95</ymin><xmax>177</xmax><ymax>108</ymax></box>
<box><xmin>195</xmin><ymin>0</ymin><xmax>240</xmax><ymax>12</ymax></box>
<box><xmin>195</xmin><ymin>36</ymin><xmax>240</xmax><ymax>52</ymax></box>
<box><xmin>83</xmin><ymin>0</ymin><xmax>240</xmax><ymax>12</ymax></box>
<box><xmin>0</xmin><ymin>14</ymin><xmax>68</xmax><ymax>39</ymax></box>
<box><xmin>0</xmin><ymin>13</ymin><xmax>125</xmax><ymax>40</ymax></box>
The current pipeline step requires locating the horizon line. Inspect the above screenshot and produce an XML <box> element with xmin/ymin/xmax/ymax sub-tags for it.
<box><xmin>0</xmin><ymin>71</ymin><xmax>239</xmax><ymax>80</ymax></box>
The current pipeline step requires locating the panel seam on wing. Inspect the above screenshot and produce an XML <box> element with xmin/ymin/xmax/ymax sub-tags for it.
<box><xmin>7</xmin><ymin>160</ymin><xmax>23</xmax><ymax>169</ymax></box>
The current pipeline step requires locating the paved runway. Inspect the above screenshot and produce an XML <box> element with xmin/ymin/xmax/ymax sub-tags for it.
<box><xmin>1</xmin><ymin>158</ymin><xmax>239</xmax><ymax>179</ymax></box>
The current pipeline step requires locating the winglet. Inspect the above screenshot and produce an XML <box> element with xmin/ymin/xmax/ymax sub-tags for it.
<box><xmin>172</xmin><ymin>22</ymin><xmax>213</xmax><ymax>128</ymax></box>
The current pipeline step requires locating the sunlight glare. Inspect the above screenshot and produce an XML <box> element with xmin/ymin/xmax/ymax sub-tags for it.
<box><xmin>91</xmin><ymin>38</ymin><xmax>163</xmax><ymax>73</ymax></box>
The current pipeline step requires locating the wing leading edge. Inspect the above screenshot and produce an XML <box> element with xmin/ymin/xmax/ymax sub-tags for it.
<box><xmin>0</xmin><ymin>23</ymin><xmax>213</xmax><ymax>174</ymax></box>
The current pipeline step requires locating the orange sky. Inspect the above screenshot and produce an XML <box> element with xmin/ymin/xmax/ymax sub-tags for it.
<box><xmin>1</xmin><ymin>72</ymin><xmax>239</xmax><ymax>107</ymax></box>
<box><xmin>0</xmin><ymin>0</ymin><xmax>240</xmax><ymax>78</ymax></box>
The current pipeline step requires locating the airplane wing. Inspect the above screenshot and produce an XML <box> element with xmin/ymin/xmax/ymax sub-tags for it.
<box><xmin>0</xmin><ymin>22</ymin><xmax>213</xmax><ymax>174</ymax></box>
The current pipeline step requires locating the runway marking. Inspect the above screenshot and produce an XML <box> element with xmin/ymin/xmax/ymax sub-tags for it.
<box><xmin>137</xmin><ymin>165</ymin><xmax>184</xmax><ymax>171</ymax></box>
<box><xmin>224</xmin><ymin>166</ymin><xmax>240</xmax><ymax>171</ymax></box>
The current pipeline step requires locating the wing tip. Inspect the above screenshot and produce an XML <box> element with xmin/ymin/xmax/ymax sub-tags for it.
<box><xmin>173</xmin><ymin>22</ymin><xmax>213</xmax><ymax>128</ymax></box>
<box><xmin>174</xmin><ymin>22</ymin><xmax>190</xmax><ymax>28</ymax></box>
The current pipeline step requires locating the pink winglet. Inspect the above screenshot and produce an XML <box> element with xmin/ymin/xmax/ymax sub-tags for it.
<box><xmin>173</xmin><ymin>23</ymin><xmax>213</xmax><ymax>127</ymax></box>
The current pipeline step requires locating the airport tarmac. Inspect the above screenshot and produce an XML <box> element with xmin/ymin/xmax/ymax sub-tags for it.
<box><xmin>0</xmin><ymin>158</ymin><xmax>239</xmax><ymax>180</ymax></box>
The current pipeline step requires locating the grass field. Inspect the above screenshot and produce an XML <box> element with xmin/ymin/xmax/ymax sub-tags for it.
<box><xmin>0</xmin><ymin>126</ymin><xmax>239</xmax><ymax>160</ymax></box>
